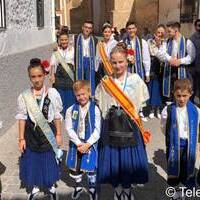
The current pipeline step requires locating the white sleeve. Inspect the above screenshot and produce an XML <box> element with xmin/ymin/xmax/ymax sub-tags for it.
<box><xmin>161</xmin><ymin>106</ymin><xmax>168</xmax><ymax>134</ymax></box>
<box><xmin>65</xmin><ymin>106</ymin><xmax>82</xmax><ymax>146</ymax></box>
<box><xmin>180</xmin><ymin>39</ymin><xmax>196</xmax><ymax>65</ymax></box>
<box><xmin>15</xmin><ymin>94</ymin><xmax>28</xmax><ymax>120</ymax></box>
<box><xmin>87</xmin><ymin>106</ymin><xmax>101</xmax><ymax>145</ymax></box>
<box><xmin>95</xmin><ymin>43</ymin><xmax>101</xmax><ymax>72</ymax></box>
<box><xmin>142</xmin><ymin>39</ymin><xmax>151</xmax><ymax>76</ymax></box>
<box><xmin>50</xmin><ymin>88</ymin><xmax>63</xmax><ymax>120</ymax></box>
<box><xmin>50</xmin><ymin>53</ymin><xmax>58</xmax><ymax>73</ymax></box>
<box><xmin>68</xmin><ymin>46</ymin><xmax>75</xmax><ymax>66</ymax></box>
<box><xmin>156</xmin><ymin>42</ymin><xmax>171</xmax><ymax>62</ymax></box>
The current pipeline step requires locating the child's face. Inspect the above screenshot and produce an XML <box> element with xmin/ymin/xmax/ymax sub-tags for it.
<box><xmin>174</xmin><ymin>89</ymin><xmax>191</xmax><ymax>107</ymax></box>
<box><xmin>59</xmin><ymin>35</ymin><xmax>69</xmax><ymax>49</ymax></box>
<box><xmin>111</xmin><ymin>52</ymin><xmax>128</xmax><ymax>77</ymax></box>
<box><xmin>29</xmin><ymin>67</ymin><xmax>45</xmax><ymax>90</ymax></box>
<box><xmin>75</xmin><ymin>88</ymin><xmax>90</xmax><ymax>107</ymax></box>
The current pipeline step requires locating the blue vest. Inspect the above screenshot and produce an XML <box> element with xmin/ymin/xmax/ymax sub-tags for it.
<box><xmin>66</xmin><ymin>101</ymin><xmax>98</xmax><ymax>172</ymax></box>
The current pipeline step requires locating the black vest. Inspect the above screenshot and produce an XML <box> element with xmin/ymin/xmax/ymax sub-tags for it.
<box><xmin>190</xmin><ymin>32</ymin><xmax>200</xmax><ymax>72</ymax></box>
<box><xmin>25</xmin><ymin>96</ymin><xmax>55</xmax><ymax>152</ymax></box>
<box><xmin>53</xmin><ymin>63</ymin><xmax>74</xmax><ymax>90</ymax></box>
<box><xmin>102</xmin><ymin>106</ymin><xmax>138</xmax><ymax>147</ymax></box>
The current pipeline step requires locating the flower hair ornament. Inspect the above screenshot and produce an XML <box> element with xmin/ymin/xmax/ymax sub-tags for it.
<box><xmin>41</xmin><ymin>60</ymin><xmax>50</xmax><ymax>74</ymax></box>
<box><xmin>127</xmin><ymin>45</ymin><xmax>135</xmax><ymax>63</ymax></box>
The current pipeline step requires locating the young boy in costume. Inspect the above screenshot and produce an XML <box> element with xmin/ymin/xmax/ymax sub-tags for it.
<box><xmin>65</xmin><ymin>80</ymin><xmax>101</xmax><ymax>200</ymax></box>
<box><xmin>161</xmin><ymin>78</ymin><xmax>200</xmax><ymax>200</ymax></box>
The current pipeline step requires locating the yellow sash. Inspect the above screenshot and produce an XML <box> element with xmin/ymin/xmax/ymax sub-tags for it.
<box><xmin>101</xmin><ymin>75</ymin><xmax>151</xmax><ymax>145</ymax></box>
<box><xmin>98</xmin><ymin>41</ymin><xmax>113</xmax><ymax>75</ymax></box>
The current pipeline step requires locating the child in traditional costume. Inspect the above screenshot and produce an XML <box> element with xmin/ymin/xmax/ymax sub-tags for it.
<box><xmin>50</xmin><ymin>30</ymin><xmax>75</xmax><ymax>117</ymax></box>
<box><xmin>16</xmin><ymin>58</ymin><xmax>63</xmax><ymax>200</ymax></box>
<box><xmin>95</xmin><ymin>43</ymin><xmax>150</xmax><ymax>200</ymax></box>
<box><xmin>123</xmin><ymin>21</ymin><xmax>151</xmax><ymax>122</ymax></box>
<box><xmin>161</xmin><ymin>79</ymin><xmax>200</xmax><ymax>200</ymax></box>
<box><xmin>65</xmin><ymin>80</ymin><xmax>101</xmax><ymax>200</ymax></box>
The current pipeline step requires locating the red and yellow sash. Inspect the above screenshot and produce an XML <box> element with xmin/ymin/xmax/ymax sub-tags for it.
<box><xmin>98</xmin><ymin>41</ymin><xmax>113</xmax><ymax>75</ymax></box>
<box><xmin>101</xmin><ymin>75</ymin><xmax>151</xmax><ymax>144</ymax></box>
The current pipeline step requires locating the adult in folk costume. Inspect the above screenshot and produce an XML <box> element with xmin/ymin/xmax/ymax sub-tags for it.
<box><xmin>147</xmin><ymin>24</ymin><xmax>167</xmax><ymax>119</ymax></box>
<box><xmin>96</xmin><ymin>43</ymin><xmax>150</xmax><ymax>200</ymax></box>
<box><xmin>123</xmin><ymin>21</ymin><xmax>151</xmax><ymax>122</ymax></box>
<box><xmin>157</xmin><ymin>21</ymin><xmax>196</xmax><ymax>102</ymax></box>
<box><xmin>190</xmin><ymin>19</ymin><xmax>200</xmax><ymax>105</ymax></box>
<box><xmin>95</xmin><ymin>22</ymin><xmax>118</xmax><ymax>84</ymax></box>
<box><xmin>74</xmin><ymin>20</ymin><xmax>98</xmax><ymax>97</ymax></box>
<box><xmin>50</xmin><ymin>30</ymin><xmax>75</xmax><ymax>117</ymax></box>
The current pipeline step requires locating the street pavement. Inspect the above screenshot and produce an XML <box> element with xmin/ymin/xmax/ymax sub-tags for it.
<box><xmin>1</xmin><ymin>117</ymin><xmax>199</xmax><ymax>200</ymax></box>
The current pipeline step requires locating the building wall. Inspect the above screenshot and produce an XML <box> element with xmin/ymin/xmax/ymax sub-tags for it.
<box><xmin>0</xmin><ymin>0</ymin><xmax>54</xmax><ymax>57</ymax></box>
<box><xmin>158</xmin><ymin>0</ymin><xmax>198</xmax><ymax>37</ymax></box>
<box><xmin>134</xmin><ymin>0</ymin><xmax>158</xmax><ymax>34</ymax></box>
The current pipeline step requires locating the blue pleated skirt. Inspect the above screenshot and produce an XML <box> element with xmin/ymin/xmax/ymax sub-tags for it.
<box><xmin>147</xmin><ymin>78</ymin><xmax>162</xmax><ymax>106</ymax></box>
<box><xmin>57</xmin><ymin>89</ymin><xmax>75</xmax><ymax>117</ymax></box>
<box><xmin>97</xmin><ymin>129</ymin><xmax>149</xmax><ymax>188</ymax></box>
<box><xmin>20</xmin><ymin>147</ymin><xmax>60</xmax><ymax>188</ymax></box>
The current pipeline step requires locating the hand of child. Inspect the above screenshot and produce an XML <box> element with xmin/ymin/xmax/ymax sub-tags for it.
<box><xmin>78</xmin><ymin>143</ymin><xmax>91</xmax><ymax>154</ymax></box>
<box><xmin>18</xmin><ymin>139</ymin><xmax>26</xmax><ymax>153</ymax></box>
<box><xmin>56</xmin><ymin>135</ymin><xmax>63</xmax><ymax>147</ymax></box>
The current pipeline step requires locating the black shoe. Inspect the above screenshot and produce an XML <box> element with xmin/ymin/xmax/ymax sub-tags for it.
<box><xmin>89</xmin><ymin>188</ymin><xmax>97</xmax><ymax>200</ymax></box>
<box><xmin>71</xmin><ymin>187</ymin><xmax>83</xmax><ymax>199</ymax></box>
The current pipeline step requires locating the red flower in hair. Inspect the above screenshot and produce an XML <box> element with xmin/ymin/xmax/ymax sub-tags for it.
<box><xmin>41</xmin><ymin>60</ymin><xmax>50</xmax><ymax>69</ymax></box>
<box><xmin>41</xmin><ymin>60</ymin><xmax>50</xmax><ymax>74</ymax></box>
<box><xmin>127</xmin><ymin>49</ymin><xmax>135</xmax><ymax>56</ymax></box>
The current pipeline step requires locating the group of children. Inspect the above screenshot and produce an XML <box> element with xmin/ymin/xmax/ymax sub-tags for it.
<box><xmin>15</xmin><ymin>20</ymin><xmax>200</xmax><ymax>200</ymax></box>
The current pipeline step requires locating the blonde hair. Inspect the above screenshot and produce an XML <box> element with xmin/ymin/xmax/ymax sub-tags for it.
<box><xmin>173</xmin><ymin>79</ymin><xmax>193</xmax><ymax>94</ymax></box>
<box><xmin>73</xmin><ymin>80</ymin><xmax>91</xmax><ymax>93</ymax></box>
<box><xmin>110</xmin><ymin>42</ymin><xmax>127</xmax><ymax>58</ymax></box>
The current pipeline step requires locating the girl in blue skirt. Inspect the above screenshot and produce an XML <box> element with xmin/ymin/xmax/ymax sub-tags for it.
<box><xmin>50</xmin><ymin>30</ymin><xmax>75</xmax><ymax>117</ymax></box>
<box><xmin>147</xmin><ymin>24</ymin><xmax>166</xmax><ymax>119</ymax></box>
<box><xmin>95</xmin><ymin>43</ymin><xmax>149</xmax><ymax>200</ymax></box>
<box><xmin>16</xmin><ymin>58</ymin><xmax>63</xmax><ymax>200</ymax></box>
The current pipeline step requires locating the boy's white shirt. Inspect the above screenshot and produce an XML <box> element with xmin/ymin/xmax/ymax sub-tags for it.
<box><xmin>161</xmin><ymin>104</ymin><xmax>200</xmax><ymax>139</ymax></box>
<box><xmin>65</xmin><ymin>101</ymin><xmax>101</xmax><ymax>146</ymax></box>
<box><xmin>130</xmin><ymin>38</ymin><xmax>151</xmax><ymax>77</ymax></box>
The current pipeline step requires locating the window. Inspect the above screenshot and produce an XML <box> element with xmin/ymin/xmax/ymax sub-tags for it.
<box><xmin>0</xmin><ymin>0</ymin><xmax>6</xmax><ymax>29</ymax></box>
<box><xmin>36</xmin><ymin>0</ymin><xmax>44</xmax><ymax>27</ymax></box>
<box><xmin>180</xmin><ymin>0</ymin><xmax>199</xmax><ymax>23</ymax></box>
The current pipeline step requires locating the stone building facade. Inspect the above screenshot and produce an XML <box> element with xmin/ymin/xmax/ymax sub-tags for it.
<box><xmin>0</xmin><ymin>0</ymin><xmax>55</xmax><ymax>57</ymax></box>
<box><xmin>56</xmin><ymin>0</ymin><xmax>200</xmax><ymax>36</ymax></box>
